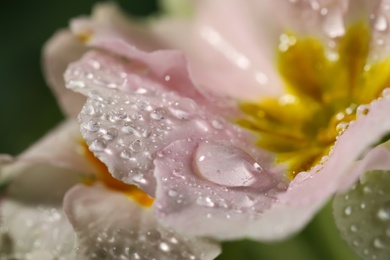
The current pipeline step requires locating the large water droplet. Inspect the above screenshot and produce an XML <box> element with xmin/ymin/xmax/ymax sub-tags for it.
<box><xmin>193</xmin><ymin>140</ymin><xmax>273</xmax><ymax>189</ymax></box>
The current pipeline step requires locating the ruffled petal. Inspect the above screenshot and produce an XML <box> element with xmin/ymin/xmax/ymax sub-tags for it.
<box><xmin>0</xmin><ymin>165</ymin><xmax>79</xmax><ymax>259</ymax></box>
<box><xmin>65</xmin><ymin>50</ymin><xmax>268</xmax><ymax>196</ymax></box>
<box><xmin>70</xmin><ymin>1</ymin><xmax>285</xmax><ymax>101</ymax></box>
<box><xmin>43</xmin><ymin>30</ymin><xmax>87</xmax><ymax>117</ymax></box>
<box><xmin>63</xmin><ymin>184</ymin><xmax>221</xmax><ymax>260</ymax></box>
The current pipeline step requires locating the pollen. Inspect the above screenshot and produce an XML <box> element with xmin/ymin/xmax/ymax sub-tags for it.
<box><xmin>81</xmin><ymin>141</ymin><xmax>154</xmax><ymax>207</ymax></box>
<box><xmin>238</xmin><ymin>23</ymin><xmax>390</xmax><ymax>179</ymax></box>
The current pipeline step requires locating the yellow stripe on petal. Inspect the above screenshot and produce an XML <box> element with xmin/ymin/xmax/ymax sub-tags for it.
<box><xmin>238</xmin><ymin>23</ymin><xmax>390</xmax><ymax>179</ymax></box>
<box><xmin>82</xmin><ymin>141</ymin><xmax>154</xmax><ymax>207</ymax></box>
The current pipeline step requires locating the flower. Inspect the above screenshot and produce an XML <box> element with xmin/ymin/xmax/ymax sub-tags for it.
<box><xmin>0</xmin><ymin>119</ymin><xmax>220</xmax><ymax>259</ymax></box>
<box><xmin>3</xmin><ymin>0</ymin><xmax>390</xmax><ymax>259</ymax></box>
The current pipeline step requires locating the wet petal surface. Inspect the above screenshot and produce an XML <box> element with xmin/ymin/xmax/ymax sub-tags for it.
<box><xmin>0</xmin><ymin>166</ymin><xmax>79</xmax><ymax>259</ymax></box>
<box><xmin>65</xmin><ymin>50</ymin><xmax>268</xmax><ymax>196</ymax></box>
<box><xmin>64</xmin><ymin>184</ymin><xmax>221</xmax><ymax>260</ymax></box>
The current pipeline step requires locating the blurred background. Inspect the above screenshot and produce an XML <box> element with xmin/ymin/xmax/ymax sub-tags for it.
<box><xmin>0</xmin><ymin>1</ymin><xmax>359</xmax><ymax>259</ymax></box>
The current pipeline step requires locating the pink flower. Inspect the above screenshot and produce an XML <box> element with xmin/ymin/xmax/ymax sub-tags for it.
<box><xmin>3</xmin><ymin>1</ymin><xmax>390</xmax><ymax>259</ymax></box>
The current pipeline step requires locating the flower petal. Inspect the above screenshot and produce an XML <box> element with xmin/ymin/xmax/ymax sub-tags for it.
<box><xmin>0</xmin><ymin>165</ymin><xmax>79</xmax><ymax>259</ymax></box>
<box><xmin>153</xmin><ymin>138</ymin><xmax>287</xmax><ymax>240</ymax></box>
<box><xmin>154</xmin><ymin>96</ymin><xmax>390</xmax><ymax>240</ymax></box>
<box><xmin>18</xmin><ymin>119</ymin><xmax>93</xmax><ymax>174</ymax></box>
<box><xmin>71</xmin><ymin>1</ymin><xmax>285</xmax><ymax>101</ymax></box>
<box><xmin>333</xmin><ymin>169</ymin><xmax>390</xmax><ymax>260</ymax></box>
<box><xmin>43</xmin><ymin>30</ymin><xmax>87</xmax><ymax>117</ymax></box>
<box><xmin>65</xmin><ymin>50</ymin><xmax>266</xmax><ymax>196</ymax></box>
<box><xmin>63</xmin><ymin>184</ymin><xmax>221</xmax><ymax>260</ymax></box>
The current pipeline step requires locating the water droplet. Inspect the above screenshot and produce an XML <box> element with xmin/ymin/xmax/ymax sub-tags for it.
<box><xmin>103</xmin><ymin>128</ymin><xmax>118</xmax><ymax>141</ymax></box>
<box><xmin>130</xmin><ymin>140</ymin><xmax>142</xmax><ymax>151</ymax></box>
<box><xmin>122</xmin><ymin>124</ymin><xmax>135</xmax><ymax>134</ymax></box>
<box><xmin>159</xmin><ymin>242</ymin><xmax>170</xmax><ymax>252</ymax></box>
<box><xmin>85</xmin><ymin>120</ymin><xmax>100</xmax><ymax>132</ymax></box>
<box><xmin>211</xmin><ymin>119</ymin><xmax>224</xmax><ymax>129</ymax></box>
<box><xmin>373</xmin><ymin>237</ymin><xmax>386</xmax><ymax>249</ymax></box>
<box><xmin>120</xmin><ymin>148</ymin><xmax>132</xmax><ymax>159</ymax></box>
<box><xmin>377</xmin><ymin>201</ymin><xmax>390</xmax><ymax>221</ymax></box>
<box><xmin>350</xmin><ymin>224</ymin><xmax>359</xmax><ymax>232</ymax></box>
<box><xmin>168</xmin><ymin>190</ymin><xmax>178</xmax><ymax>197</ymax></box>
<box><xmin>375</xmin><ymin>15</ymin><xmax>388</xmax><ymax>32</ymax></box>
<box><xmin>382</xmin><ymin>88</ymin><xmax>390</xmax><ymax>98</ymax></box>
<box><xmin>357</xmin><ymin>105</ymin><xmax>370</xmax><ymax>117</ymax></box>
<box><xmin>344</xmin><ymin>206</ymin><xmax>352</xmax><ymax>216</ymax></box>
<box><xmin>68</xmin><ymin>80</ymin><xmax>86</xmax><ymax>89</ymax></box>
<box><xmin>196</xmin><ymin>196</ymin><xmax>215</xmax><ymax>207</ymax></box>
<box><xmin>323</xmin><ymin>11</ymin><xmax>345</xmax><ymax>38</ymax></box>
<box><xmin>150</xmin><ymin>108</ymin><xmax>165</xmax><ymax>120</ymax></box>
<box><xmin>194</xmin><ymin>140</ymin><xmax>272</xmax><ymax>189</ymax></box>
<box><xmin>90</xmin><ymin>139</ymin><xmax>107</xmax><ymax>152</ymax></box>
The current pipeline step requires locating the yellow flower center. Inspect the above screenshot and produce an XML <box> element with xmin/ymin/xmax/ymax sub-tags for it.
<box><xmin>82</xmin><ymin>141</ymin><xmax>154</xmax><ymax>207</ymax></box>
<box><xmin>238</xmin><ymin>23</ymin><xmax>390</xmax><ymax>179</ymax></box>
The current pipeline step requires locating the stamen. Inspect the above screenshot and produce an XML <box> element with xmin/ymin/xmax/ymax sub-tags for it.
<box><xmin>238</xmin><ymin>23</ymin><xmax>389</xmax><ymax>178</ymax></box>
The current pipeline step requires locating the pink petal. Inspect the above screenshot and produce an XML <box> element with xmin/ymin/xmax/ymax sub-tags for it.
<box><xmin>71</xmin><ymin>1</ymin><xmax>285</xmax><ymax>101</ymax></box>
<box><xmin>0</xmin><ymin>165</ymin><xmax>79</xmax><ymax>259</ymax></box>
<box><xmin>154</xmin><ymin>138</ymin><xmax>287</xmax><ymax>240</ymax></box>
<box><xmin>65</xmin><ymin>50</ymin><xmax>266</xmax><ymax>196</ymax></box>
<box><xmin>63</xmin><ymin>184</ymin><xmax>221</xmax><ymax>260</ymax></box>
<box><xmin>43</xmin><ymin>30</ymin><xmax>87</xmax><ymax>117</ymax></box>
<box><xmin>154</xmin><ymin>95</ymin><xmax>390</xmax><ymax>240</ymax></box>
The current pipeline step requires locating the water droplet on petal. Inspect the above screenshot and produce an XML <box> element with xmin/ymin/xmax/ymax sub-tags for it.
<box><xmin>103</xmin><ymin>128</ymin><xmax>118</xmax><ymax>141</ymax></box>
<box><xmin>375</xmin><ymin>15</ymin><xmax>388</xmax><ymax>32</ymax></box>
<box><xmin>193</xmin><ymin>140</ymin><xmax>273</xmax><ymax>189</ymax></box>
<box><xmin>196</xmin><ymin>196</ymin><xmax>215</xmax><ymax>207</ymax></box>
<box><xmin>85</xmin><ymin>120</ymin><xmax>100</xmax><ymax>132</ymax></box>
<box><xmin>159</xmin><ymin>242</ymin><xmax>170</xmax><ymax>252</ymax></box>
<box><xmin>90</xmin><ymin>139</ymin><xmax>107</xmax><ymax>152</ymax></box>
<box><xmin>130</xmin><ymin>140</ymin><xmax>142</xmax><ymax>151</ymax></box>
<box><xmin>150</xmin><ymin>108</ymin><xmax>165</xmax><ymax>120</ymax></box>
<box><xmin>382</xmin><ymin>88</ymin><xmax>390</xmax><ymax>98</ymax></box>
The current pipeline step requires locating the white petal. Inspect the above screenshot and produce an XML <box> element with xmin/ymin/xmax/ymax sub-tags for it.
<box><xmin>63</xmin><ymin>184</ymin><xmax>221</xmax><ymax>260</ymax></box>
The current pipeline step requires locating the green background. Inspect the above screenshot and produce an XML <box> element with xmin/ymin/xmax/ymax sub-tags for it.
<box><xmin>0</xmin><ymin>1</ymin><xmax>359</xmax><ymax>259</ymax></box>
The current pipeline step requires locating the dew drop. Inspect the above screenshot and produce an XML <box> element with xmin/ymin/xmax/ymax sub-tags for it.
<box><xmin>90</xmin><ymin>139</ymin><xmax>107</xmax><ymax>152</ymax></box>
<box><xmin>382</xmin><ymin>88</ymin><xmax>390</xmax><ymax>98</ymax></box>
<box><xmin>193</xmin><ymin>140</ymin><xmax>272</xmax><ymax>189</ymax></box>
<box><xmin>350</xmin><ymin>224</ymin><xmax>359</xmax><ymax>233</ymax></box>
<box><xmin>103</xmin><ymin>128</ymin><xmax>118</xmax><ymax>141</ymax></box>
<box><xmin>120</xmin><ymin>149</ymin><xmax>132</xmax><ymax>159</ymax></box>
<box><xmin>85</xmin><ymin>120</ymin><xmax>100</xmax><ymax>132</ymax></box>
<box><xmin>375</xmin><ymin>15</ymin><xmax>388</xmax><ymax>32</ymax></box>
<box><xmin>196</xmin><ymin>196</ymin><xmax>215</xmax><ymax>207</ymax></box>
<box><xmin>168</xmin><ymin>190</ymin><xmax>178</xmax><ymax>197</ymax></box>
<box><xmin>122</xmin><ymin>124</ymin><xmax>135</xmax><ymax>134</ymax></box>
<box><xmin>150</xmin><ymin>108</ymin><xmax>165</xmax><ymax>120</ymax></box>
<box><xmin>130</xmin><ymin>140</ymin><xmax>142</xmax><ymax>152</ymax></box>
<box><xmin>159</xmin><ymin>242</ymin><xmax>170</xmax><ymax>252</ymax></box>
<box><xmin>344</xmin><ymin>206</ymin><xmax>352</xmax><ymax>216</ymax></box>
<box><xmin>357</xmin><ymin>105</ymin><xmax>370</xmax><ymax>117</ymax></box>
<box><xmin>377</xmin><ymin>201</ymin><xmax>390</xmax><ymax>221</ymax></box>
<box><xmin>373</xmin><ymin>237</ymin><xmax>386</xmax><ymax>249</ymax></box>
<box><xmin>353</xmin><ymin>237</ymin><xmax>363</xmax><ymax>247</ymax></box>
